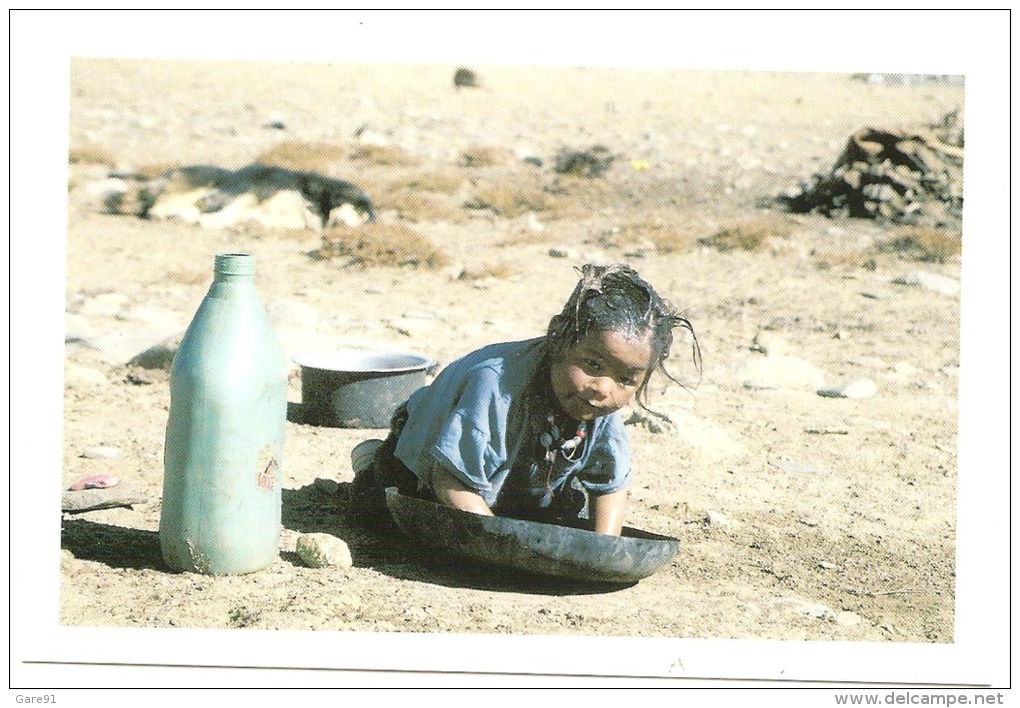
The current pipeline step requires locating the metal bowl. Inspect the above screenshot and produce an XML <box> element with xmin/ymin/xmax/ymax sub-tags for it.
<box><xmin>295</xmin><ymin>349</ymin><xmax>435</xmax><ymax>428</ymax></box>
<box><xmin>384</xmin><ymin>487</ymin><xmax>679</xmax><ymax>584</ymax></box>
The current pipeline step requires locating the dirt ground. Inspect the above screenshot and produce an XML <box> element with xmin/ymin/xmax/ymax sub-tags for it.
<box><xmin>53</xmin><ymin>57</ymin><xmax>970</xmax><ymax>675</ymax></box>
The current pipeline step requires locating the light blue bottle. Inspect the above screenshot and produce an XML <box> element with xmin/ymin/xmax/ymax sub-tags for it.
<box><xmin>159</xmin><ymin>253</ymin><xmax>288</xmax><ymax>574</ymax></box>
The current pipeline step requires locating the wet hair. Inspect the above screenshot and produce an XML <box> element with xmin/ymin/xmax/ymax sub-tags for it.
<box><xmin>545</xmin><ymin>263</ymin><xmax>702</xmax><ymax>407</ymax></box>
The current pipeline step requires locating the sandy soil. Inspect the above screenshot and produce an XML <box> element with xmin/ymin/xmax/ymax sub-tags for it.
<box><xmin>56</xmin><ymin>58</ymin><xmax>967</xmax><ymax>662</ymax></box>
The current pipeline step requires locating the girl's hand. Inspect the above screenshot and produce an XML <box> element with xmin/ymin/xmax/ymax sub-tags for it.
<box><xmin>430</xmin><ymin>466</ymin><xmax>495</xmax><ymax>516</ymax></box>
<box><xmin>591</xmin><ymin>488</ymin><xmax>628</xmax><ymax>536</ymax></box>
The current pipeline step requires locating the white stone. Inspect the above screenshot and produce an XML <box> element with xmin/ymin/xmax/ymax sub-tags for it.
<box><xmin>82</xmin><ymin>445</ymin><xmax>121</xmax><ymax>459</ymax></box>
<box><xmin>892</xmin><ymin>271</ymin><xmax>960</xmax><ymax>296</ymax></box>
<box><xmin>705</xmin><ymin>510</ymin><xmax>732</xmax><ymax>527</ymax></box>
<box><xmin>296</xmin><ymin>533</ymin><xmax>353</xmax><ymax>569</ymax></box>
<box><xmin>751</xmin><ymin>331</ymin><xmax>791</xmax><ymax>356</ymax></box>
<box><xmin>737</xmin><ymin>354</ymin><xmax>826</xmax><ymax>391</ymax></box>
<box><xmin>818</xmin><ymin>378</ymin><xmax>878</xmax><ymax>399</ymax></box>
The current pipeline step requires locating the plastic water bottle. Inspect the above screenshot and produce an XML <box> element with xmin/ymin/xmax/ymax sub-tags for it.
<box><xmin>159</xmin><ymin>253</ymin><xmax>288</xmax><ymax>574</ymax></box>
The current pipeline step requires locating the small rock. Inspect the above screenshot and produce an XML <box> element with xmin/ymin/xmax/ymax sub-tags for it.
<box><xmin>805</xmin><ymin>425</ymin><xmax>849</xmax><ymax>435</ymax></box>
<box><xmin>127</xmin><ymin>333</ymin><xmax>184</xmax><ymax>370</ymax></box>
<box><xmin>81</xmin><ymin>446</ymin><xmax>121</xmax><ymax>460</ymax></box>
<box><xmin>548</xmin><ymin>247</ymin><xmax>579</xmax><ymax>259</ymax></box>
<box><xmin>296</xmin><ymin>533</ymin><xmax>353</xmax><ymax>569</ymax></box>
<box><xmin>817</xmin><ymin>378</ymin><xmax>878</xmax><ymax>399</ymax></box>
<box><xmin>446</xmin><ymin>263</ymin><xmax>467</xmax><ymax>280</ymax></box>
<box><xmin>453</xmin><ymin>67</ymin><xmax>481</xmax><ymax>89</ymax></box>
<box><xmin>892</xmin><ymin>271</ymin><xmax>960</xmax><ymax>296</ymax></box>
<box><xmin>705</xmin><ymin>510</ymin><xmax>732</xmax><ymax>527</ymax></box>
<box><xmin>751</xmin><ymin>330</ymin><xmax>790</xmax><ymax>356</ymax></box>
<box><xmin>818</xmin><ymin>561</ymin><xmax>838</xmax><ymax>570</ymax></box>
<box><xmin>125</xmin><ymin>368</ymin><xmax>157</xmax><ymax>385</ymax></box>
<box><xmin>737</xmin><ymin>355</ymin><xmax>826</xmax><ymax>391</ymax></box>
<box><xmin>800</xmin><ymin>603</ymin><xmax>836</xmax><ymax>620</ymax></box>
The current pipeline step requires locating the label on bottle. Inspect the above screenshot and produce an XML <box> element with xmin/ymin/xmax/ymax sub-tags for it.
<box><xmin>256</xmin><ymin>444</ymin><xmax>280</xmax><ymax>491</ymax></box>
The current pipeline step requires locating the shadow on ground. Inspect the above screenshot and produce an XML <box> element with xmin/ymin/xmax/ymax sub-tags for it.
<box><xmin>282</xmin><ymin>481</ymin><xmax>631</xmax><ymax>597</ymax></box>
<box><xmin>58</xmin><ymin>481</ymin><xmax>630</xmax><ymax>596</ymax></box>
<box><xmin>61</xmin><ymin>518</ymin><xmax>166</xmax><ymax>571</ymax></box>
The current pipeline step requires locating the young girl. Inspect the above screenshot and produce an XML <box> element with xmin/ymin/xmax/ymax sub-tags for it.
<box><xmin>350</xmin><ymin>263</ymin><xmax>700</xmax><ymax>536</ymax></box>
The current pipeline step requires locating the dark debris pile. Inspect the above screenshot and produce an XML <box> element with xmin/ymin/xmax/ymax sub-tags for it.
<box><xmin>554</xmin><ymin>145</ymin><xmax>615</xmax><ymax>178</ymax></box>
<box><xmin>779</xmin><ymin>110</ymin><xmax>964</xmax><ymax>227</ymax></box>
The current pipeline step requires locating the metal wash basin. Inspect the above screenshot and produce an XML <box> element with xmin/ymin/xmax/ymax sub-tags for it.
<box><xmin>385</xmin><ymin>487</ymin><xmax>679</xmax><ymax>584</ymax></box>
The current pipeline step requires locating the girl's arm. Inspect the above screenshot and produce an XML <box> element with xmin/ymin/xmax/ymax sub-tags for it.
<box><xmin>430</xmin><ymin>465</ymin><xmax>495</xmax><ymax>516</ymax></box>
<box><xmin>591</xmin><ymin>488</ymin><xmax>627</xmax><ymax>536</ymax></box>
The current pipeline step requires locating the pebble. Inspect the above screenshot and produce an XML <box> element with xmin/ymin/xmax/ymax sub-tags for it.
<box><xmin>805</xmin><ymin>425</ymin><xmax>849</xmax><ymax>435</ymax></box>
<box><xmin>737</xmin><ymin>354</ymin><xmax>826</xmax><ymax>391</ymax></box>
<box><xmin>751</xmin><ymin>330</ymin><xmax>791</xmax><ymax>356</ymax></box>
<box><xmin>446</xmin><ymin>263</ymin><xmax>467</xmax><ymax>280</ymax></box>
<box><xmin>705</xmin><ymin>510</ymin><xmax>732</xmax><ymax>527</ymax></box>
<box><xmin>296</xmin><ymin>533</ymin><xmax>353</xmax><ymax>569</ymax></box>
<box><xmin>82</xmin><ymin>445</ymin><xmax>122</xmax><ymax>459</ymax></box>
<box><xmin>892</xmin><ymin>271</ymin><xmax>960</xmax><ymax>296</ymax></box>
<box><xmin>817</xmin><ymin>378</ymin><xmax>878</xmax><ymax>399</ymax></box>
<box><xmin>127</xmin><ymin>333</ymin><xmax>184</xmax><ymax>370</ymax></box>
<box><xmin>548</xmin><ymin>247</ymin><xmax>579</xmax><ymax>259</ymax></box>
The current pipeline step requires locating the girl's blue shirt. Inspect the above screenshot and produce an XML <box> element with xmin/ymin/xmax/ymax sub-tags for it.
<box><xmin>393</xmin><ymin>337</ymin><xmax>632</xmax><ymax>509</ymax></box>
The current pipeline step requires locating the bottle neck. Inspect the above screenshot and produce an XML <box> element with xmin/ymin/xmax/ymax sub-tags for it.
<box><xmin>213</xmin><ymin>253</ymin><xmax>256</xmax><ymax>284</ymax></box>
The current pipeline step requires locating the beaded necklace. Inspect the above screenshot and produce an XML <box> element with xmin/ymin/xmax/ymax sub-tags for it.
<box><xmin>537</xmin><ymin>413</ymin><xmax>587</xmax><ymax>507</ymax></box>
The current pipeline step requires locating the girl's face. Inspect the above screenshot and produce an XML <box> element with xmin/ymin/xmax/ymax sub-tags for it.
<box><xmin>549</xmin><ymin>329</ymin><xmax>654</xmax><ymax>421</ymax></box>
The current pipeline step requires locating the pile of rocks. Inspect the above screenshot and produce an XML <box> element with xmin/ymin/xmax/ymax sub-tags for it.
<box><xmin>779</xmin><ymin>110</ymin><xmax>964</xmax><ymax>227</ymax></box>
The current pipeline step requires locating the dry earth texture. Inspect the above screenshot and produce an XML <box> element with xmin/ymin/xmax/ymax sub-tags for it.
<box><xmin>62</xmin><ymin>60</ymin><xmax>964</xmax><ymax>646</ymax></box>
